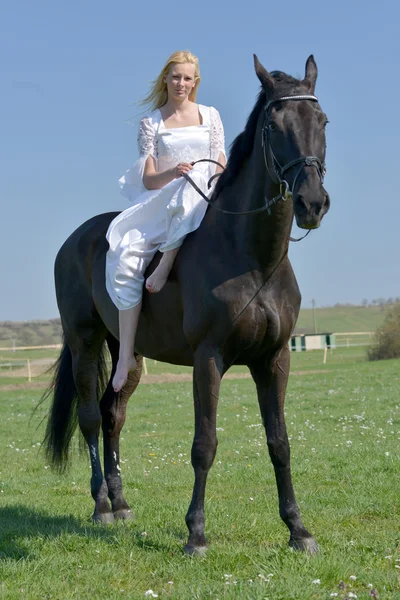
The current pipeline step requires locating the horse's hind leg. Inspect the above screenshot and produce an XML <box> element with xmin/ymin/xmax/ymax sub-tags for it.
<box><xmin>184</xmin><ymin>346</ymin><xmax>224</xmax><ymax>555</ymax></box>
<box><xmin>100</xmin><ymin>335</ymin><xmax>143</xmax><ymax>520</ymax></box>
<box><xmin>249</xmin><ymin>346</ymin><xmax>317</xmax><ymax>552</ymax></box>
<box><xmin>69</xmin><ymin>329</ymin><xmax>114</xmax><ymax>524</ymax></box>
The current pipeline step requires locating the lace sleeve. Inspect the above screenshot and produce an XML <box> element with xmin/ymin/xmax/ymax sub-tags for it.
<box><xmin>118</xmin><ymin>116</ymin><xmax>157</xmax><ymax>203</ymax></box>
<box><xmin>210</xmin><ymin>107</ymin><xmax>226</xmax><ymax>157</ymax></box>
<box><xmin>137</xmin><ymin>117</ymin><xmax>157</xmax><ymax>158</ymax></box>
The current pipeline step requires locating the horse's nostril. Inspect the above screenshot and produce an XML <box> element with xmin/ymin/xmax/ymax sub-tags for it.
<box><xmin>295</xmin><ymin>195</ymin><xmax>309</xmax><ymax>213</ymax></box>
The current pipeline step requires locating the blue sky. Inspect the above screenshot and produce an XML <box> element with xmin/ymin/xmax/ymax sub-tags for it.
<box><xmin>1</xmin><ymin>0</ymin><xmax>398</xmax><ymax>320</ymax></box>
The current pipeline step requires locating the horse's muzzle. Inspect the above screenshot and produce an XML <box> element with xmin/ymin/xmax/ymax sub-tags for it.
<box><xmin>293</xmin><ymin>189</ymin><xmax>330</xmax><ymax>230</ymax></box>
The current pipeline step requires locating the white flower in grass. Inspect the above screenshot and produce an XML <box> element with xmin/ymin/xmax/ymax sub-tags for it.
<box><xmin>144</xmin><ymin>591</ymin><xmax>158</xmax><ymax>598</ymax></box>
<box><xmin>368</xmin><ymin>584</ymin><xmax>373</xmax><ymax>588</ymax></box>
<box><xmin>347</xmin><ymin>593</ymin><xmax>357</xmax><ymax>599</ymax></box>
<box><xmin>257</xmin><ymin>573</ymin><xmax>273</xmax><ymax>583</ymax></box>
<box><xmin>312</xmin><ymin>579</ymin><xmax>321</xmax><ymax>584</ymax></box>
<box><xmin>349</xmin><ymin>575</ymin><xmax>357</xmax><ymax>580</ymax></box>
<box><xmin>330</xmin><ymin>594</ymin><xmax>338</xmax><ymax>598</ymax></box>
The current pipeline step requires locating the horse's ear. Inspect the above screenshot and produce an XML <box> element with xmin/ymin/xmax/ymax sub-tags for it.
<box><xmin>303</xmin><ymin>55</ymin><xmax>318</xmax><ymax>92</ymax></box>
<box><xmin>253</xmin><ymin>54</ymin><xmax>275</xmax><ymax>94</ymax></box>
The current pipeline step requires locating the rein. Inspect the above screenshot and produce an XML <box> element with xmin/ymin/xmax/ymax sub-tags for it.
<box><xmin>182</xmin><ymin>94</ymin><xmax>325</xmax><ymax>242</ymax></box>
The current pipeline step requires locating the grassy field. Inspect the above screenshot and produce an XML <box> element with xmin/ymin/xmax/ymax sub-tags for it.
<box><xmin>295</xmin><ymin>305</ymin><xmax>389</xmax><ymax>334</ymax></box>
<box><xmin>0</xmin><ymin>304</ymin><xmax>393</xmax><ymax>349</ymax></box>
<box><xmin>0</xmin><ymin>346</ymin><xmax>373</xmax><ymax>388</ymax></box>
<box><xmin>0</xmin><ymin>350</ymin><xmax>399</xmax><ymax>599</ymax></box>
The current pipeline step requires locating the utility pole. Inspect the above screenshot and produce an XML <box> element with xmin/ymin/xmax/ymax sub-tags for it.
<box><xmin>312</xmin><ymin>298</ymin><xmax>317</xmax><ymax>334</ymax></box>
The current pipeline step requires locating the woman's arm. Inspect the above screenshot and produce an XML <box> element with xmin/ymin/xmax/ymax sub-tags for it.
<box><xmin>143</xmin><ymin>156</ymin><xmax>193</xmax><ymax>190</ymax></box>
<box><xmin>215</xmin><ymin>151</ymin><xmax>226</xmax><ymax>174</ymax></box>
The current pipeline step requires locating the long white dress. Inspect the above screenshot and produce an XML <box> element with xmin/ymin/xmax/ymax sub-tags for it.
<box><xmin>105</xmin><ymin>104</ymin><xmax>226</xmax><ymax>310</ymax></box>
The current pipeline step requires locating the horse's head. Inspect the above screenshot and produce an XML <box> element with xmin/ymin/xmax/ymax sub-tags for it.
<box><xmin>254</xmin><ymin>55</ymin><xmax>330</xmax><ymax>229</ymax></box>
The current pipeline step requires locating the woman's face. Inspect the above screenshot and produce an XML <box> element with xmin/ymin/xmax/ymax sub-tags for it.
<box><xmin>164</xmin><ymin>63</ymin><xmax>197</xmax><ymax>101</ymax></box>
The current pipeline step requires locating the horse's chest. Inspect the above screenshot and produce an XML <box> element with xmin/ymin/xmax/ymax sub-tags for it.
<box><xmin>231</xmin><ymin>301</ymin><xmax>282</xmax><ymax>347</ymax></box>
<box><xmin>181</xmin><ymin>260</ymin><xmax>298</xmax><ymax>355</ymax></box>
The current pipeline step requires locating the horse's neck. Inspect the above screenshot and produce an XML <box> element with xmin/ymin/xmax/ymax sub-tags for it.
<box><xmin>218</xmin><ymin>139</ymin><xmax>294</xmax><ymax>270</ymax></box>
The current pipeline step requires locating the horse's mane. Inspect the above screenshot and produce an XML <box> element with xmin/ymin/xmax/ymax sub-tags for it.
<box><xmin>214</xmin><ymin>71</ymin><xmax>302</xmax><ymax>194</ymax></box>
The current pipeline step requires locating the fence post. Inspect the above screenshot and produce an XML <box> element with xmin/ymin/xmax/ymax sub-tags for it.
<box><xmin>323</xmin><ymin>346</ymin><xmax>328</xmax><ymax>364</ymax></box>
<box><xmin>143</xmin><ymin>357</ymin><xmax>148</xmax><ymax>375</ymax></box>
<box><xmin>27</xmin><ymin>359</ymin><xmax>32</xmax><ymax>382</ymax></box>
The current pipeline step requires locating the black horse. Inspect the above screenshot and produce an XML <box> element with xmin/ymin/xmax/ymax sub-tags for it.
<box><xmin>44</xmin><ymin>55</ymin><xmax>330</xmax><ymax>554</ymax></box>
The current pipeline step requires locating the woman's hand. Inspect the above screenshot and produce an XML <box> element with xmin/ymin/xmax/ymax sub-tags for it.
<box><xmin>174</xmin><ymin>162</ymin><xmax>193</xmax><ymax>178</ymax></box>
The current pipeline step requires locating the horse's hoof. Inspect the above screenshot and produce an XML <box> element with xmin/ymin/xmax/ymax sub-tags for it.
<box><xmin>114</xmin><ymin>508</ymin><xmax>134</xmax><ymax>521</ymax></box>
<box><xmin>184</xmin><ymin>543</ymin><xmax>208</xmax><ymax>557</ymax></box>
<box><xmin>289</xmin><ymin>535</ymin><xmax>318</xmax><ymax>554</ymax></box>
<box><xmin>92</xmin><ymin>511</ymin><xmax>115</xmax><ymax>525</ymax></box>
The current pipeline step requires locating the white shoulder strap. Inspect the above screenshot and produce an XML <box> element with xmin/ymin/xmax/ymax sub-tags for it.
<box><xmin>198</xmin><ymin>104</ymin><xmax>211</xmax><ymax>126</ymax></box>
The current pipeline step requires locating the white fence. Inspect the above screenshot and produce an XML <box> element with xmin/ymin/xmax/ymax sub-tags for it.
<box><xmin>334</xmin><ymin>332</ymin><xmax>374</xmax><ymax>348</ymax></box>
<box><xmin>0</xmin><ymin>334</ymin><xmax>378</xmax><ymax>381</ymax></box>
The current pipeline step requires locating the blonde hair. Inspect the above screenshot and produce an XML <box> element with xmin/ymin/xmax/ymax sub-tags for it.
<box><xmin>141</xmin><ymin>50</ymin><xmax>200</xmax><ymax>111</ymax></box>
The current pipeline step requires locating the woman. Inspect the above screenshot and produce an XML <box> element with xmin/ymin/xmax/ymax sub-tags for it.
<box><xmin>106</xmin><ymin>50</ymin><xmax>226</xmax><ymax>392</ymax></box>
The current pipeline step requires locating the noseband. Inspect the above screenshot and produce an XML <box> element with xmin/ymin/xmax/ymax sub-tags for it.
<box><xmin>183</xmin><ymin>94</ymin><xmax>326</xmax><ymax>223</ymax></box>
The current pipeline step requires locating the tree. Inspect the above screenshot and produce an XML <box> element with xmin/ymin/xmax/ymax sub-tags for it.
<box><xmin>367</xmin><ymin>303</ymin><xmax>400</xmax><ymax>361</ymax></box>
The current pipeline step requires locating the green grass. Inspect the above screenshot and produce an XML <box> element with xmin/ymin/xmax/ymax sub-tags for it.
<box><xmin>0</xmin><ymin>349</ymin><xmax>60</xmax><ymax>361</ymax></box>
<box><xmin>0</xmin><ymin>353</ymin><xmax>399</xmax><ymax>598</ymax></box>
<box><xmin>0</xmin><ymin>305</ymin><xmax>394</xmax><ymax>348</ymax></box>
<box><xmin>295</xmin><ymin>305</ymin><xmax>389</xmax><ymax>335</ymax></box>
<box><xmin>0</xmin><ymin>346</ymin><xmax>373</xmax><ymax>389</ymax></box>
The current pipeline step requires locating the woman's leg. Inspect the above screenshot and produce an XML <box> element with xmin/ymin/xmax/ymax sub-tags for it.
<box><xmin>112</xmin><ymin>302</ymin><xmax>142</xmax><ymax>392</ymax></box>
<box><xmin>145</xmin><ymin>247</ymin><xmax>180</xmax><ymax>294</ymax></box>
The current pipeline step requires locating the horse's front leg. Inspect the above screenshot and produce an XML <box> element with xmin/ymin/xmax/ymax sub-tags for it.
<box><xmin>250</xmin><ymin>346</ymin><xmax>317</xmax><ymax>552</ymax></box>
<box><xmin>184</xmin><ymin>346</ymin><xmax>224</xmax><ymax>555</ymax></box>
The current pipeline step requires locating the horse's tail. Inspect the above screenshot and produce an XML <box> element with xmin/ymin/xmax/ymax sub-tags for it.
<box><xmin>42</xmin><ymin>340</ymin><xmax>78</xmax><ymax>471</ymax></box>
<box><xmin>42</xmin><ymin>338</ymin><xmax>108</xmax><ymax>471</ymax></box>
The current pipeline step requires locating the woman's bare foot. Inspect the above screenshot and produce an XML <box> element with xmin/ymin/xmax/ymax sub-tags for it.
<box><xmin>145</xmin><ymin>248</ymin><xmax>179</xmax><ymax>294</ymax></box>
<box><xmin>145</xmin><ymin>262</ymin><xmax>171</xmax><ymax>294</ymax></box>
<box><xmin>112</xmin><ymin>356</ymin><xmax>137</xmax><ymax>392</ymax></box>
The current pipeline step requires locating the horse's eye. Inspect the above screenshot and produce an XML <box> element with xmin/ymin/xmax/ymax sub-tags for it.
<box><xmin>268</xmin><ymin>122</ymin><xmax>278</xmax><ymax>132</ymax></box>
<box><xmin>324</xmin><ymin>119</ymin><xmax>329</xmax><ymax>128</ymax></box>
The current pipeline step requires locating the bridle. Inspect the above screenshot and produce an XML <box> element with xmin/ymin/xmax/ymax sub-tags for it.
<box><xmin>262</xmin><ymin>94</ymin><xmax>326</xmax><ymax>215</ymax></box>
<box><xmin>182</xmin><ymin>93</ymin><xmax>326</xmax><ymax>240</ymax></box>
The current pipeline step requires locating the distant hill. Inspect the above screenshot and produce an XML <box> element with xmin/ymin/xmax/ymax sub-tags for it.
<box><xmin>295</xmin><ymin>305</ymin><xmax>389</xmax><ymax>334</ymax></box>
<box><xmin>0</xmin><ymin>305</ymin><xmax>393</xmax><ymax>348</ymax></box>
<box><xmin>0</xmin><ymin>319</ymin><xmax>62</xmax><ymax>348</ymax></box>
